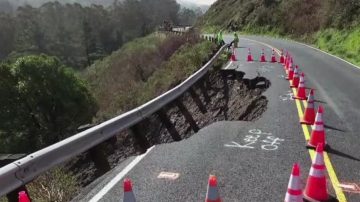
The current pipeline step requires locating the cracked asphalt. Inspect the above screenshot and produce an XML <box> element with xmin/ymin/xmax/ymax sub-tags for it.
<box><xmin>75</xmin><ymin>36</ymin><xmax>360</xmax><ymax>202</ymax></box>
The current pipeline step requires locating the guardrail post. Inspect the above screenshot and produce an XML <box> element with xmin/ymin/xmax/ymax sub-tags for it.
<box><xmin>188</xmin><ymin>87</ymin><xmax>207</xmax><ymax>113</ymax></box>
<box><xmin>129</xmin><ymin>124</ymin><xmax>151</xmax><ymax>153</ymax></box>
<box><xmin>156</xmin><ymin>108</ymin><xmax>182</xmax><ymax>141</ymax></box>
<box><xmin>89</xmin><ymin>144</ymin><xmax>111</xmax><ymax>177</ymax></box>
<box><xmin>78</xmin><ymin>125</ymin><xmax>111</xmax><ymax>176</ymax></box>
<box><xmin>198</xmin><ymin>81</ymin><xmax>211</xmax><ymax>104</ymax></box>
<box><xmin>175</xmin><ymin>100</ymin><xmax>199</xmax><ymax>132</ymax></box>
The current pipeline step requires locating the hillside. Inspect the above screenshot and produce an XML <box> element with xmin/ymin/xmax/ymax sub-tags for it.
<box><xmin>198</xmin><ymin>0</ymin><xmax>360</xmax><ymax>65</ymax></box>
<box><xmin>198</xmin><ymin>0</ymin><xmax>360</xmax><ymax>35</ymax></box>
<box><xmin>84</xmin><ymin>32</ymin><xmax>218</xmax><ymax>121</ymax></box>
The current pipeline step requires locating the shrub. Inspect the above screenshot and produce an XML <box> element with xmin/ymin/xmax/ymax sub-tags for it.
<box><xmin>0</xmin><ymin>55</ymin><xmax>97</xmax><ymax>153</ymax></box>
<box><xmin>84</xmin><ymin>32</ymin><xmax>213</xmax><ymax>121</ymax></box>
<box><xmin>27</xmin><ymin>167</ymin><xmax>79</xmax><ymax>202</ymax></box>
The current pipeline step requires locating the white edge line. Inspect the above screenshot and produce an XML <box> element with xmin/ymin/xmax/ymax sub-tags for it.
<box><xmin>290</xmin><ymin>40</ymin><xmax>360</xmax><ymax>70</ymax></box>
<box><xmin>89</xmin><ymin>146</ymin><xmax>155</xmax><ymax>202</ymax></box>
<box><xmin>224</xmin><ymin>61</ymin><xmax>233</xmax><ymax>69</ymax></box>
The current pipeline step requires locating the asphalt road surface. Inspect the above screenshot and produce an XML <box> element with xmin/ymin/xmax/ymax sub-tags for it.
<box><xmin>75</xmin><ymin>36</ymin><xmax>360</xmax><ymax>202</ymax></box>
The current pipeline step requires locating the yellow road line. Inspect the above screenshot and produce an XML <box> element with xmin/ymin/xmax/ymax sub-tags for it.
<box><xmin>241</xmin><ymin>37</ymin><xmax>347</xmax><ymax>202</ymax></box>
<box><xmin>292</xmin><ymin>89</ymin><xmax>347</xmax><ymax>202</ymax></box>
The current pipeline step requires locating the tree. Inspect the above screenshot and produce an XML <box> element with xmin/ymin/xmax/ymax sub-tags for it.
<box><xmin>82</xmin><ymin>20</ymin><xmax>97</xmax><ymax>66</ymax></box>
<box><xmin>14</xmin><ymin>5</ymin><xmax>45</xmax><ymax>54</ymax></box>
<box><xmin>0</xmin><ymin>0</ymin><xmax>184</xmax><ymax>68</ymax></box>
<box><xmin>0</xmin><ymin>13</ymin><xmax>15</xmax><ymax>59</ymax></box>
<box><xmin>178</xmin><ymin>8</ymin><xmax>197</xmax><ymax>26</ymax></box>
<box><xmin>0</xmin><ymin>55</ymin><xmax>98</xmax><ymax>153</ymax></box>
<box><xmin>119</xmin><ymin>0</ymin><xmax>146</xmax><ymax>41</ymax></box>
<box><xmin>141</xmin><ymin>0</ymin><xmax>180</xmax><ymax>32</ymax></box>
<box><xmin>0</xmin><ymin>0</ymin><xmax>13</xmax><ymax>13</ymax></box>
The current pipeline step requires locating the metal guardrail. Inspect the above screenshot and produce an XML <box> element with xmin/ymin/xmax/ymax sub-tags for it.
<box><xmin>0</xmin><ymin>41</ymin><xmax>227</xmax><ymax>196</ymax></box>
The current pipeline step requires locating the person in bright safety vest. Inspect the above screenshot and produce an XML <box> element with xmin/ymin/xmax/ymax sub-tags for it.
<box><xmin>217</xmin><ymin>30</ymin><xmax>224</xmax><ymax>46</ymax></box>
<box><xmin>233</xmin><ymin>32</ymin><xmax>239</xmax><ymax>48</ymax></box>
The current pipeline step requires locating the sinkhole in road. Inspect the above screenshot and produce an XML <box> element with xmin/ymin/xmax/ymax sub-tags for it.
<box><xmin>135</xmin><ymin>69</ymin><xmax>271</xmax><ymax>145</ymax></box>
<box><xmin>70</xmin><ymin>69</ymin><xmax>270</xmax><ymax>188</ymax></box>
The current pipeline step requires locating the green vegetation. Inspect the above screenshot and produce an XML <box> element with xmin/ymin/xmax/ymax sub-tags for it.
<box><xmin>136</xmin><ymin>39</ymin><xmax>215</xmax><ymax>104</ymax></box>
<box><xmin>214</xmin><ymin>51</ymin><xmax>231</xmax><ymax>71</ymax></box>
<box><xmin>0</xmin><ymin>0</ymin><xmax>207</xmax><ymax>153</ymax></box>
<box><xmin>85</xmin><ymin>33</ymin><xmax>217</xmax><ymax>121</ymax></box>
<box><xmin>198</xmin><ymin>0</ymin><xmax>360</xmax><ymax>66</ymax></box>
<box><xmin>315</xmin><ymin>28</ymin><xmax>360</xmax><ymax>66</ymax></box>
<box><xmin>0</xmin><ymin>0</ymin><xmax>201</xmax><ymax>69</ymax></box>
<box><xmin>0</xmin><ymin>55</ymin><xmax>97</xmax><ymax>153</ymax></box>
<box><xmin>0</xmin><ymin>1</ymin><xmax>215</xmax><ymax>200</ymax></box>
<box><xmin>0</xmin><ymin>167</ymin><xmax>79</xmax><ymax>202</ymax></box>
<box><xmin>198</xmin><ymin>0</ymin><xmax>360</xmax><ymax>35</ymax></box>
<box><xmin>27</xmin><ymin>167</ymin><xmax>79</xmax><ymax>201</ymax></box>
<box><xmin>0</xmin><ymin>30</ymin><xmax>217</xmax><ymax>202</ymax></box>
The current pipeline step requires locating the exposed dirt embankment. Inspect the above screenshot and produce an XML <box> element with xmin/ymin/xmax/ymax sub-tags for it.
<box><xmin>71</xmin><ymin>68</ymin><xmax>270</xmax><ymax>188</ymax></box>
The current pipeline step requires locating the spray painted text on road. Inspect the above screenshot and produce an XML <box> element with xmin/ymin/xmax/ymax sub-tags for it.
<box><xmin>224</xmin><ymin>129</ymin><xmax>284</xmax><ymax>151</ymax></box>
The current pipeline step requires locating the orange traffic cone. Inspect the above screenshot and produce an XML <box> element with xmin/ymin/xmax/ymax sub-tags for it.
<box><xmin>301</xmin><ymin>89</ymin><xmax>316</xmax><ymax>125</ymax></box>
<box><xmin>260</xmin><ymin>49</ymin><xmax>266</xmax><ymax>62</ymax></box>
<box><xmin>18</xmin><ymin>191</ymin><xmax>30</xmax><ymax>202</ymax></box>
<box><xmin>287</xmin><ymin>57</ymin><xmax>293</xmax><ymax>72</ymax></box>
<box><xmin>304</xmin><ymin>143</ymin><xmax>329</xmax><ymax>201</ymax></box>
<box><xmin>286</xmin><ymin>62</ymin><xmax>291</xmax><ymax>75</ymax></box>
<box><xmin>287</xmin><ymin>57</ymin><xmax>293</xmax><ymax>73</ymax></box>
<box><xmin>284</xmin><ymin>56</ymin><xmax>289</xmax><ymax>70</ymax></box>
<box><xmin>205</xmin><ymin>175</ymin><xmax>221</xmax><ymax>202</ymax></box>
<box><xmin>247</xmin><ymin>48</ymin><xmax>253</xmax><ymax>62</ymax></box>
<box><xmin>271</xmin><ymin>49</ymin><xmax>277</xmax><ymax>63</ymax></box>
<box><xmin>230</xmin><ymin>47</ymin><xmax>236</xmax><ymax>61</ymax></box>
<box><xmin>286</xmin><ymin>52</ymin><xmax>290</xmax><ymax>63</ymax></box>
<box><xmin>285</xmin><ymin>163</ymin><xmax>303</xmax><ymax>202</ymax></box>
<box><xmin>308</xmin><ymin>106</ymin><xmax>326</xmax><ymax>148</ymax></box>
<box><xmin>280</xmin><ymin>49</ymin><xmax>285</xmax><ymax>64</ymax></box>
<box><xmin>293</xmin><ymin>73</ymin><xmax>307</xmax><ymax>100</ymax></box>
<box><xmin>290</xmin><ymin>67</ymin><xmax>299</xmax><ymax>88</ymax></box>
<box><xmin>123</xmin><ymin>179</ymin><xmax>136</xmax><ymax>202</ymax></box>
<box><xmin>286</xmin><ymin>64</ymin><xmax>294</xmax><ymax>80</ymax></box>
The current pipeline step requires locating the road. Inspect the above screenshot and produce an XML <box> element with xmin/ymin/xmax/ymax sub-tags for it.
<box><xmin>75</xmin><ymin>36</ymin><xmax>360</xmax><ymax>201</ymax></box>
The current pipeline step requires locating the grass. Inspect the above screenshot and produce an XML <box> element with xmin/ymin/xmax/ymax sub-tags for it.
<box><xmin>314</xmin><ymin>28</ymin><xmax>360</xmax><ymax>66</ymax></box>
<box><xmin>239</xmin><ymin>25</ymin><xmax>282</xmax><ymax>38</ymax></box>
<box><xmin>134</xmin><ymin>40</ymin><xmax>216</xmax><ymax>105</ymax></box>
<box><xmin>200</xmin><ymin>25</ymin><xmax>223</xmax><ymax>33</ymax></box>
<box><xmin>0</xmin><ymin>167</ymin><xmax>78</xmax><ymax>202</ymax></box>
<box><xmin>27</xmin><ymin>168</ymin><xmax>79</xmax><ymax>201</ymax></box>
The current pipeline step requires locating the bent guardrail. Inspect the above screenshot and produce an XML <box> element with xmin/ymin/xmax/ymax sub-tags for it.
<box><xmin>0</xmin><ymin>39</ymin><xmax>226</xmax><ymax>197</ymax></box>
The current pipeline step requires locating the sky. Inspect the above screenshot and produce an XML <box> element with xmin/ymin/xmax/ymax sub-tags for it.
<box><xmin>187</xmin><ymin>0</ymin><xmax>217</xmax><ymax>5</ymax></box>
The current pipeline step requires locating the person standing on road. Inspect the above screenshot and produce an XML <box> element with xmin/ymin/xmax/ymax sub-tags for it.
<box><xmin>217</xmin><ymin>30</ymin><xmax>224</xmax><ymax>46</ymax></box>
<box><xmin>233</xmin><ymin>32</ymin><xmax>239</xmax><ymax>48</ymax></box>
